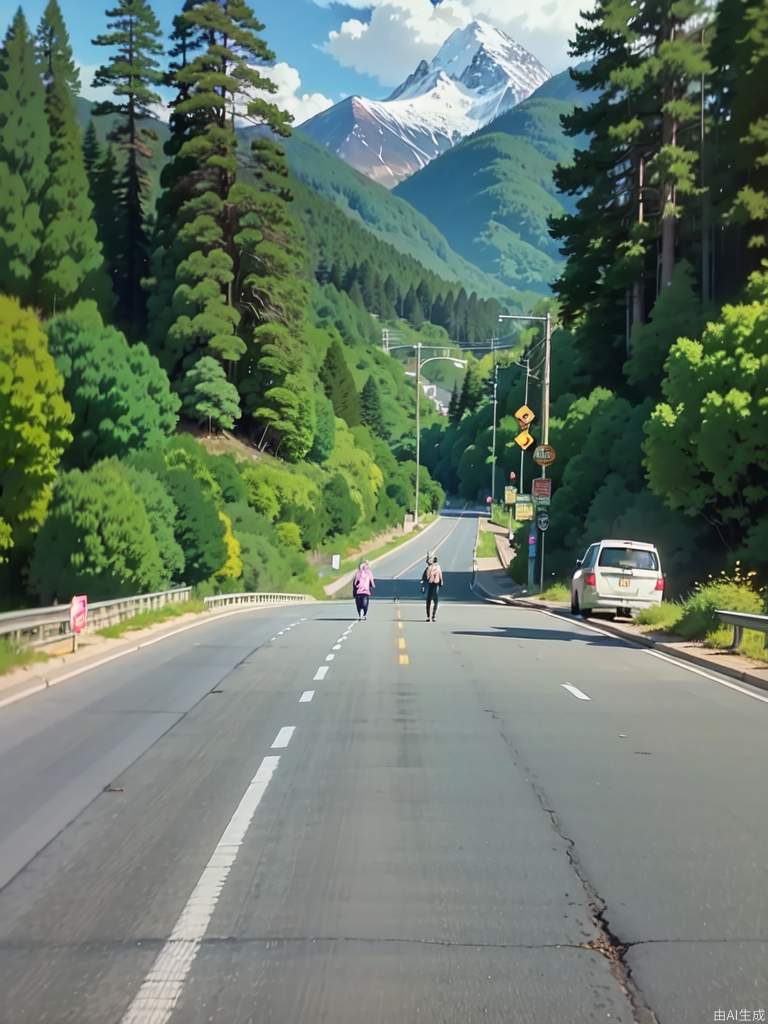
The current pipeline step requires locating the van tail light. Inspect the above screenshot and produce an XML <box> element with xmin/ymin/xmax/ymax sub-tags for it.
<box><xmin>655</xmin><ymin>576</ymin><xmax>665</xmax><ymax>592</ymax></box>
<box><xmin>584</xmin><ymin>572</ymin><xmax>596</xmax><ymax>587</ymax></box>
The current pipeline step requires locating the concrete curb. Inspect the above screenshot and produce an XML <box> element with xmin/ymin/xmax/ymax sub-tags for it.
<box><xmin>471</xmin><ymin>584</ymin><xmax>768</xmax><ymax>695</ymax></box>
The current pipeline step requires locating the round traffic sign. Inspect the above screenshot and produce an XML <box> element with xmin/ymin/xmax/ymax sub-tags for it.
<box><xmin>532</xmin><ymin>444</ymin><xmax>557</xmax><ymax>466</ymax></box>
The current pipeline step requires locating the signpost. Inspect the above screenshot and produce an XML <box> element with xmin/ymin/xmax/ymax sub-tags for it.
<box><xmin>514</xmin><ymin>404</ymin><xmax>535</xmax><ymax>427</ymax></box>
<box><xmin>504</xmin><ymin>486</ymin><xmax>518</xmax><ymax>507</ymax></box>
<box><xmin>331</xmin><ymin>554</ymin><xmax>341</xmax><ymax>571</ymax></box>
<box><xmin>514</xmin><ymin>497</ymin><xmax>534</xmax><ymax>522</ymax></box>
<box><xmin>536</xmin><ymin>510</ymin><xmax>550</xmax><ymax>532</ymax></box>
<box><xmin>70</xmin><ymin>594</ymin><xmax>88</xmax><ymax>652</ymax></box>
<box><xmin>514</xmin><ymin>429</ymin><xmax>534</xmax><ymax>450</ymax></box>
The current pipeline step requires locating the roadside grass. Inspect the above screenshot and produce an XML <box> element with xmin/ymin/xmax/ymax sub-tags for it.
<box><xmin>533</xmin><ymin>582</ymin><xmax>570</xmax><ymax>602</ymax></box>
<box><xmin>476</xmin><ymin>529</ymin><xmax>499</xmax><ymax>559</ymax></box>
<box><xmin>97</xmin><ymin>600</ymin><xmax>207</xmax><ymax>639</ymax></box>
<box><xmin>0</xmin><ymin>638</ymin><xmax>48</xmax><ymax>676</ymax></box>
<box><xmin>634</xmin><ymin>602</ymin><xmax>684</xmax><ymax>632</ymax></box>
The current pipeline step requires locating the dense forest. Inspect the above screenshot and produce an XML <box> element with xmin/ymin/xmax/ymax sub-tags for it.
<box><xmin>1</xmin><ymin>0</ymin><xmax>766</xmax><ymax>612</ymax></box>
<box><xmin>421</xmin><ymin>0</ymin><xmax>768</xmax><ymax>593</ymax></box>
<box><xmin>0</xmin><ymin>0</ymin><xmax>446</xmax><ymax>608</ymax></box>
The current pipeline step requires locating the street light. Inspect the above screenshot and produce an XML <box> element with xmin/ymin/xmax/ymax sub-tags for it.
<box><xmin>385</xmin><ymin>342</ymin><xmax>467</xmax><ymax>525</ymax></box>
<box><xmin>498</xmin><ymin>312</ymin><xmax>552</xmax><ymax>593</ymax></box>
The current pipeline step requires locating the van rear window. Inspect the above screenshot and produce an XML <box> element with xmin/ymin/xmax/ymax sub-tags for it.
<box><xmin>598</xmin><ymin>547</ymin><xmax>658</xmax><ymax>570</ymax></box>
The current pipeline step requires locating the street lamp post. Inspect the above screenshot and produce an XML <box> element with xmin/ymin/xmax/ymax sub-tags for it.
<box><xmin>387</xmin><ymin>342</ymin><xmax>467</xmax><ymax>526</ymax></box>
<box><xmin>498</xmin><ymin>312</ymin><xmax>553</xmax><ymax>592</ymax></box>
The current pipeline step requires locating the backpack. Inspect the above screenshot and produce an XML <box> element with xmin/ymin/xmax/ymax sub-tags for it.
<box><xmin>427</xmin><ymin>563</ymin><xmax>441</xmax><ymax>585</ymax></box>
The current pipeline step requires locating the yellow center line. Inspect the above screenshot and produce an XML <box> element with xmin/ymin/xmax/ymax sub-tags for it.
<box><xmin>398</xmin><ymin>637</ymin><xmax>406</xmax><ymax>650</ymax></box>
<box><xmin>399</xmin><ymin>654</ymin><xmax>410</xmax><ymax>665</ymax></box>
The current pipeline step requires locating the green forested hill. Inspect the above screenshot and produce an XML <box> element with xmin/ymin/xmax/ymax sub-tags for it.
<box><xmin>393</xmin><ymin>69</ymin><xmax>585</xmax><ymax>293</ymax></box>
<box><xmin>278</xmin><ymin>130</ymin><xmax>513</xmax><ymax>300</ymax></box>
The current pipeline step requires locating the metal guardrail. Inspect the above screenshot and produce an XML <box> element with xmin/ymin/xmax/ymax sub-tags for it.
<box><xmin>0</xmin><ymin>588</ymin><xmax>193</xmax><ymax>648</ymax></box>
<box><xmin>204</xmin><ymin>593</ymin><xmax>311</xmax><ymax>610</ymax></box>
<box><xmin>716</xmin><ymin>609</ymin><xmax>768</xmax><ymax>650</ymax></box>
<box><xmin>0</xmin><ymin>588</ymin><xmax>313</xmax><ymax>649</ymax></box>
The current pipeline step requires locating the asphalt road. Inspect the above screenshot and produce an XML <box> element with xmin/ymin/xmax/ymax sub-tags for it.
<box><xmin>0</xmin><ymin>510</ymin><xmax>766</xmax><ymax>1024</ymax></box>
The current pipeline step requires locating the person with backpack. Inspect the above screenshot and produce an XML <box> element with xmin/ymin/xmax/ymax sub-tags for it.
<box><xmin>352</xmin><ymin>560</ymin><xmax>375</xmax><ymax>620</ymax></box>
<box><xmin>420</xmin><ymin>555</ymin><xmax>444</xmax><ymax>622</ymax></box>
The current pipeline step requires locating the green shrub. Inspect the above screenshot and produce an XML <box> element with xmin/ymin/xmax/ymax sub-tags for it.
<box><xmin>634</xmin><ymin>602</ymin><xmax>684</xmax><ymax>631</ymax></box>
<box><xmin>276</xmin><ymin>522</ymin><xmax>302</xmax><ymax>551</ymax></box>
<box><xmin>677</xmin><ymin>578</ymin><xmax>763</xmax><ymax>640</ymax></box>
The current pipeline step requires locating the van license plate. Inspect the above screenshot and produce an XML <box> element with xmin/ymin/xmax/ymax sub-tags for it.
<box><xmin>619</xmin><ymin>578</ymin><xmax>630</xmax><ymax>588</ymax></box>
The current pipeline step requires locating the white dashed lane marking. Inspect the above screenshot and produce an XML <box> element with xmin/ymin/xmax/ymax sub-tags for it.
<box><xmin>299</xmin><ymin>691</ymin><xmax>314</xmax><ymax>703</ymax></box>
<box><xmin>561</xmin><ymin>683</ymin><xmax>592</xmax><ymax>701</ymax></box>
<box><xmin>271</xmin><ymin>726</ymin><xmax>295</xmax><ymax>749</ymax></box>
<box><xmin>313</xmin><ymin>667</ymin><xmax>329</xmax><ymax>681</ymax></box>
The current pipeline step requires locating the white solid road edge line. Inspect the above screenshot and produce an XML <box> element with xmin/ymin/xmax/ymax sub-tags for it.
<box><xmin>313</xmin><ymin>666</ymin><xmax>329</xmax><ymax>681</ymax></box>
<box><xmin>561</xmin><ymin>683</ymin><xmax>592</xmax><ymax>701</ymax></box>
<box><xmin>271</xmin><ymin>726</ymin><xmax>295</xmax><ymax>749</ymax></box>
<box><xmin>299</xmin><ymin>690</ymin><xmax>314</xmax><ymax>703</ymax></box>
<box><xmin>540</xmin><ymin>608</ymin><xmax>768</xmax><ymax>706</ymax></box>
<box><xmin>644</xmin><ymin>649</ymin><xmax>768</xmax><ymax>705</ymax></box>
<box><xmin>120</xmin><ymin>755</ymin><xmax>280</xmax><ymax>1024</ymax></box>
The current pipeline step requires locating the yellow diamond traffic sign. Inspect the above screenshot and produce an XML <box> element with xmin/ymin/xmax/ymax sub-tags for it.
<box><xmin>514</xmin><ymin>404</ymin><xmax>536</xmax><ymax>427</ymax></box>
<box><xmin>514</xmin><ymin>429</ymin><xmax>535</xmax><ymax>450</ymax></box>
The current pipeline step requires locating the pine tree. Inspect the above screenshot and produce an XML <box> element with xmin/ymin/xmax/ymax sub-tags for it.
<box><xmin>89</xmin><ymin>144</ymin><xmax>122</xmax><ymax>282</ymax></box>
<box><xmin>320</xmin><ymin>339</ymin><xmax>362</xmax><ymax>427</ymax></box>
<box><xmin>181</xmin><ymin>356</ymin><xmax>241</xmax><ymax>434</ymax></box>
<box><xmin>448</xmin><ymin>382</ymin><xmax>461</xmax><ymax>424</ymax></box>
<box><xmin>35</xmin><ymin>0</ymin><xmax>109</xmax><ymax>313</ymax></box>
<box><xmin>82</xmin><ymin>121</ymin><xmax>101</xmax><ymax>183</ymax></box>
<box><xmin>403</xmin><ymin>285</ymin><xmax>423</xmax><ymax>326</ymax></box>
<box><xmin>361</xmin><ymin>376</ymin><xmax>387</xmax><ymax>439</ymax></box>
<box><xmin>0</xmin><ymin>11</ymin><xmax>49</xmax><ymax>304</ymax></box>
<box><xmin>711</xmin><ymin>0</ymin><xmax>768</xmax><ymax>266</ymax></box>
<box><xmin>150</xmin><ymin>0</ymin><xmax>301</xmax><ymax>429</ymax></box>
<box><xmin>92</xmin><ymin>0</ymin><xmax>164</xmax><ymax>331</ymax></box>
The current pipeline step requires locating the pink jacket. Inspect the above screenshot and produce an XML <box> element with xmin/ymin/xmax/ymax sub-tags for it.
<box><xmin>353</xmin><ymin>567</ymin><xmax>374</xmax><ymax>596</ymax></box>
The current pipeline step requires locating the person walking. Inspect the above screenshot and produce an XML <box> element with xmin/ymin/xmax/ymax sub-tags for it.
<box><xmin>421</xmin><ymin>555</ymin><xmax>444</xmax><ymax>622</ymax></box>
<box><xmin>352</xmin><ymin>560</ymin><xmax>375</xmax><ymax>620</ymax></box>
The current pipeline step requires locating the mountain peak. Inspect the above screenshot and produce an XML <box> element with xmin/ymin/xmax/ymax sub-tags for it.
<box><xmin>300</xmin><ymin>19</ymin><xmax>550</xmax><ymax>188</ymax></box>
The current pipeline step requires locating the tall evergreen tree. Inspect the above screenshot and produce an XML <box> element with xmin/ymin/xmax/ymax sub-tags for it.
<box><xmin>361</xmin><ymin>376</ymin><xmax>387</xmax><ymax>439</ymax></box>
<box><xmin>92</xmin><ymin>0</ymin><xmax>164</xmax><ymax>330</ymax></box>
<box><xmin>448</xmin><ymin>382</ymin><xmax>460</xmax><ymax>424</ymax></box>
<box><xmin>320</xmin><ymin>339</ymin><xmax>362</xmax><ymax>427</ymax></box>
<box><xmin>0</xmin><ymin>10</ymin><xmax>49</xmax><ymax>304</ymax></box>
<box><xmin>35</xmin><ymin>0</ymin><xmax>110</xmax><ymax>313</ymax></box>
<box><xmin>149</xmin><ymin>0</ymin><xmax>300</xmax><ymax>422</ymax></box>
<box><xmin>82</xmin><ymin>120</ymin><xmax>101</xmax><ymax>182</ymax></box>
<box><xmin>89</xmin><ymin>144</ymin><xmax>122</xmax><ymax>281</ymax></box>
<box><xmin>711</xmin><ymin>0</ymin><xmax>768</xmax><ymax>270</ymax></box>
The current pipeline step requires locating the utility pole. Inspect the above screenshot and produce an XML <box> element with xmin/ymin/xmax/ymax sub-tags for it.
<box><xmin>490</xmin><ymin>348</ymin><xmax>499</xmax><ymax>506</ymax></box>
<box><xmin>415</xmin><ymin>341</ymin><xmax>421</xmax><ymax>526</ymax></box>
<box><xmin>539</xmin><ymin>312</ymin><xmax>552</xmax><ymax>592</ymax></box>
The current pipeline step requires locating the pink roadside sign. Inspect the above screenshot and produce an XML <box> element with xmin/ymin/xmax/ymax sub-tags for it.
<box><xmin>70</xmin><ymin>595</ymin><xmax>88</xmax><ymax>634</ymax></box>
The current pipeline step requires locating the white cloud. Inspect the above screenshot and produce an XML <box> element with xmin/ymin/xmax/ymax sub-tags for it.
<box><xmin>76</xmin><ymin>63</ymin><xmax>114</xmax><ymax>105</ymax></box>
<box><xmin>319</xmin><ymin>0</ymin><xmax>584</xmax><ymax>85</ymax></box>
<box><xmin>262</xmin><ymin>62</ymin><xmax>334</xmax><ymax>126</ymax></box>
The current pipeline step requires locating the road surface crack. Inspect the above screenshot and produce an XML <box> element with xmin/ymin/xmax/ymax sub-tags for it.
<box><xmin>488</xmin><ymin>712</ymin><xmax>662</xmax><ymax>1024</ymax></box>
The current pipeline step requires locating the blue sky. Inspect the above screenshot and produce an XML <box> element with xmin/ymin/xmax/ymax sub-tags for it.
<box><xmin>6</xmin><ymin>0</ymin><xmax>580</xmax><ymax>123</ymax></box>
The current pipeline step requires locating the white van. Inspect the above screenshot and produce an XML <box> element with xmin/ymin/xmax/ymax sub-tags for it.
<box><xmin>570</xmin><ymin>539</ymin><xmax>664</xmax><ymax>619</ymax></box>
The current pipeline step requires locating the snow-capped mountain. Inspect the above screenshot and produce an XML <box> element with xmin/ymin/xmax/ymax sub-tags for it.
<box><xmin>299</xmin><ymin>20</ymin><xmax>550</xmax><ymax>188</ymax></box>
